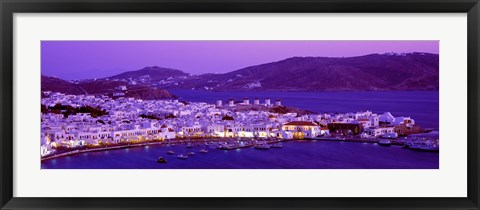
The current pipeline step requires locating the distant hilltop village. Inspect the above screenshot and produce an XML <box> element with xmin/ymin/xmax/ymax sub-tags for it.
<box><xmin>40</xmin><ymin>92</ymin><xmax>427</xmax><ymax>157</ymax></box>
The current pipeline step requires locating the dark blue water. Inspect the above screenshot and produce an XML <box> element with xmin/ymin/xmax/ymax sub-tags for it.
<box><xmin>41</xmin><ymin>141</ymin><xmax>439</xmax><ymax>169</ymax></box>
<box><xmin>169</xmin><ymin>90</ymin><xmax>439</xmax><ymax>129</ymax></box>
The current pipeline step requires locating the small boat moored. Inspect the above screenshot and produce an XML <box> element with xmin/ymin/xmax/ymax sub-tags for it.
<box><xmin>382</xmin><ymin>132</ymin><xmax>399</xmax><ymax>139</ymax></box>
<box><xmin>177</xmin><ymin>154</ymin><xmax>189</xmax><ymax>159</ymax></box>
<box><xmin>255</xmin><ymin>144</ymin><xmax>271</xmax><ymax>150</ymax></box>
<box><xmin>156</xmin><ymin>156</ymin><xmax>167</xmax><ymax>163</ymax></box>
<box><xmin>199</xmin><ymin>149</ymin><xmax>208</xmax><ymax>154</ymax></box>
<box><xmin>166</xmin><ymin>150</ymin><xmax>175</xmax><ymax>155</ymax></box>
<box><xmin>187</xmin><ymin>152</ymin><xmax>196</xmax><ymax>156</ymax></box>
<box><xmin>378</xmin><ymin>139</ymin><xmax>392</xmax><ymax>146</ymax></box>
<box><xmin>408</xmin><ymin>144</ymin><xmax>439</xmax><ymax>152</ymax></box>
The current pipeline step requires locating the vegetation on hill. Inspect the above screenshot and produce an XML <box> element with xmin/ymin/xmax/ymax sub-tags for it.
<box><xmin>222</xmin><ymin>115</ymin><xmax>234</xmax><ymax>121</ymax></box>
<box><xmin>42</xmin><ymin>103</ymin><xmax>108</xmax><ymax>118</ymax></box>
<box><xmin>139</xmin><ymin>114</ymin><xmax>162</xmax><ymax>120</ymax></box>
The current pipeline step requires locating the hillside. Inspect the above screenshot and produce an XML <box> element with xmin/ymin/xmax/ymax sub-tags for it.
<box><xmin>44</xmin><ymin>52</ymin><xmax>439</xmax><ymax>93</ymax></box>
<box><xmin>41</xmin><ymin>75</ymin><xmax>176</xmax><ymax>100</ymax></box>
<box><xmin>41</xmin><ymin>75</ymin><xmax>85</xmax><ymax>95</ymax></box>
<box><xmin>174</xmin><ymin>52</ymin><xmax>439</xmax><ymax>91</ymax></box>
<box><xmin>105</xmin><ymin>66</ymin><xmax>189</xmax><ymax>82</ymax></box>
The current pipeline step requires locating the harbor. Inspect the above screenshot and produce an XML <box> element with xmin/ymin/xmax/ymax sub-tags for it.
<box><xmin>40</xmin><ymin>90</ymin><xmax>439</xmax><ymax>169</ymax></box>
<box><xmin>41</xmin><ymin>139</ymin><xmax>439</xmax><ymax>169</ymax></box>
<box><xmin>40</xmin><ymin>41</ymin><xmax>440</xmax><ymax>169</ymax></box>
<box><xmin>41</xmin><ymin>137</ymin><xmax>289</xmax><ymax>161</ymax></box>
<box><xmin>41</xmin><ymin>134</ymin><xmax>438</xmax><ymax>164</ymax></box>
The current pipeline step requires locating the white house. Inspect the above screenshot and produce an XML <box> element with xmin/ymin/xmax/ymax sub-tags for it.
<box><xmin>281</xmin><ymin>121</ymin><xmax>321</xmax><ymax>139</ymax></box>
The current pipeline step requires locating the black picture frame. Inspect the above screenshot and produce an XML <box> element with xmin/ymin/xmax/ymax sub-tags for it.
<box><xmin>1</xmin><ymin>0</ymin><xmax>479</xmax><ymax>209</ymax></box>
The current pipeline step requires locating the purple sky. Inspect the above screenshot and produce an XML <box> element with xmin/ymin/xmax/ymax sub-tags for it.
<box><xmin>41</xmin><ymin>41</ymin><xmax>439</xmax><ymax>80</ymax></box>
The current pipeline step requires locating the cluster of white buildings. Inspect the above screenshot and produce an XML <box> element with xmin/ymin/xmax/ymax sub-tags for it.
<box><xmin>41</xmin><ymin>92</ymin><xmax>419</xmax><ymax>156</ymax></box>
<box><xmin>108</xmin><ymin>75</ymin><xmax>187</xmax><ymax>87</ymax></box>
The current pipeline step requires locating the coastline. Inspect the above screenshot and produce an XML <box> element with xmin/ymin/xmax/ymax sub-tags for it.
<box><xmin>311</xmin><ymin>137</ymin><xmax>404</xmax><ymax>145</ymax></box>
<box><xmin>41</xmin><ymin>141</ymin><xmax>165</xmax><ymax>162</ymax></box>
<box><xmin>41</xmin><ymin>137</ymin><xmax>414</xmax><ymax>162</ymax></box>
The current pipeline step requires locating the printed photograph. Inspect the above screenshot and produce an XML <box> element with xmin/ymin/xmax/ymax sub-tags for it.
<box><xmin>40</xmin><ymin>41</ymin><xmax>439</xmax><ymax>169</ymax></box>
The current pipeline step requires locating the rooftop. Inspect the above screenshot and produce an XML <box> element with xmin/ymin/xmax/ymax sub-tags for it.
<box><xmin>283</xmin><ymin>121</ymin><xmax>317</xmax><ymax>126</ymax></box>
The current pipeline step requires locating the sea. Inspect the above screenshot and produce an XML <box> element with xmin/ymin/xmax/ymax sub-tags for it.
<box><xmin>169</xmin><ymin>90</ymin><xmax>439</xmax><ymax>129</ymax></box>
<box><xmin>41</xmin><ymin>140</ymin><xmax>439</xmax><ymax>169</ymax></box>
<box><xmin>41</xmin><ymin>91</ymin><xmax>439</xmax><ymax>169</ymax></box>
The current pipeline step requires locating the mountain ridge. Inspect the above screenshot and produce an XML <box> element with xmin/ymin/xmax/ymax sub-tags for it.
<box><xmin>174</xmin><ymin>52</ymin><xmax>439</xmax><ymax>91</ymax></box>
<box><xmin>44</xmin><ymin>52</ymin><xmax>439</xmax><ymax>92</ymax></box>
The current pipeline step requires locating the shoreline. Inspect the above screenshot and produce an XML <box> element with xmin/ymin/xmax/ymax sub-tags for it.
<box><xmin>41</xmin><ymin>142</ymin><xmax>161</xmax><ymax>162</ymax></box>
<box><xmin>311</xmin><ymin>137</ymin><xmax>404</xmax><ymax>145</ymax></box>
<box><xmin>41</xmin><ymin>139</ymin><xmax>224</xmax><ymax>161</ymax></box>
<box><xmin>40</xmin><ymin>137</ymin><xmax>412</xmax><ymax>162</ymax></box>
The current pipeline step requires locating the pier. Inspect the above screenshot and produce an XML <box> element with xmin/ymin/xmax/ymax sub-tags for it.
<box><xmin>216</xmin><ymin>139</ymin><xmax>288</xmax><ymax>150</ymax></box>
<box><xmin>310</xmin><ymin>137</ymin><xmax>405</xmax><ymax>145</ymax></box>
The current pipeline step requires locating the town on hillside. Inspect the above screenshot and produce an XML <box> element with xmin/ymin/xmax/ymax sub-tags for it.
<box><xmin>40</xmin><ymin>91</ymin><xmax>439</xmax><ymax>157</ymax></box>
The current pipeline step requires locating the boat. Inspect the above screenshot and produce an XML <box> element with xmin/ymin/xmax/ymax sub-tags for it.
<box><xmin>225</xmin><ymin>143</ymin><xmax>237</xmax><ymax>150</ymax></box>
<box><xmin>378</xmin><ymin>139</ymin><xmax>392</xmax><ymax>146</ymax></box>
<box><xmin>186</xmin><ymin>143</ymin><xmax>193</xmax><ymax>148</ymax></box>
<box><xmin>408</xmin><ymin>144</ymin><xmax>439</xmax><ymax>152</ymax></box>
<box><xmin>177</xmin><ymin>154</ymin><xmax>189</xmax><ymax>159</ymax></box>
<box><xmin>166</xmin><ymin>150</ymin><xmax>175</xmax><ymax>155</ymax></box>
<box><xmin>405</xmin><ymin>142</ymin><xmax>439</xmax><ymax>152</ymax></box>
<box><xmin>199</xmin><ymin>149</ymin><xmax>208</xmax><ymax>154</ymax></box>
<box><xmin>216</xmin><ymin>143</ymin><xmax>235</xmax><ymax>150</ymax></box>
<box><xmin>255</xmin><ymin>144</ymin><xmax>270</xmax><ymax>150</ymax></box>
<box><xmin>187</xmin><ymin>152</ymin><xmax>196</xmax><ymax>156</ymax></box>
<box><xmin>382</xmin><ymin>133</ymin><xmax>399</xmax><ymax>139</ymax></box>
<box><xmin>156</xmin><ymin>156</ymin><xmax>167</xmax><ymax>163</ymax></box>
<box><xmin>271</xmin><ymin>143</ymin><xmax>283</xmax><ymax>148</ymax></box>
<box><xmin>216</xmin><ymin>144</ymin><xmax>227</xmax><ymax>150</ymax></box>
<box><xmin>404</xmin><ymin>138</ymin><xmax>439</xmax><ymax>152</ymax></box>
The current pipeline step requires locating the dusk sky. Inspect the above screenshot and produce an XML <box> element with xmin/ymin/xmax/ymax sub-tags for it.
<box><xmin>41</xmin><ymin>41</ymin><xmax>439</xmax><ymax>80</ymax></box>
